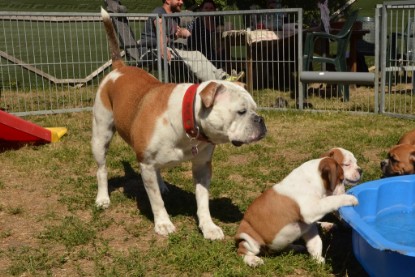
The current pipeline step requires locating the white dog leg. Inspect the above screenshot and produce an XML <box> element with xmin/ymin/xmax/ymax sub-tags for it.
<box><xmin>192</xmin><ymin>157</ymin><xmax>224</xmax><ymax>240</ymax></box>
<box><xmin>195</xmin><ymin>183</ymin><xmax>224</xmax><ymax>240</ymax></box>
<box><xmin>302</xmin><ymin>224</ymin><xmax>325</xmax><ymax>263</ymax></box>
<box><xmin>140</xmin><ymin>164</ymin><xmax>175</xmax><ymax>236</ymax></box>
<box><xmin>92</xmin><ymin>106</ymin><xmax>115</xmax><ymax>209</ymax></box>
<box><xmin>302</xmin><ymin>195</ymin><xmax>358</xmax><ymax>224</ymax></box>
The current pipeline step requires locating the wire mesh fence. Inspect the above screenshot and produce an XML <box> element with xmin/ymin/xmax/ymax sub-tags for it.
<box><xmin>379</xmin><ymin>1</ymin><xmax>415</xmax><ymax>117</ymax></box>
<box><xmin>0</xmin><ymin>5</ymin><xmax>414</xmax><ymax>118</ymax></box>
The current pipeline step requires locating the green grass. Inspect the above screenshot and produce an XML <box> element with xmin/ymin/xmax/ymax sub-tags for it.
<box><xmin>0</xmin><ymin>110</ymin><xmax>413</xmax><ymax>276</ymax></box>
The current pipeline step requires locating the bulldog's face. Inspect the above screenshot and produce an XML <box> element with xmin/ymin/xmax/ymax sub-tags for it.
<box><xmin>197</xmin><ymin>81</ymin><xmax>267</xmax><ymax>146</ymax></box>
<box><xmin>320</xmin><ymin>148</ymin><xmax>362</xmax><ymax>186</ymax></box>
<box><xmin>381</xmin><ymin>144</ymin><xmax>415</xmax><ymax>177</ymax></box>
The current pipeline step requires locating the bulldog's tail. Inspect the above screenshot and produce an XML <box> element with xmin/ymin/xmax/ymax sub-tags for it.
<box><xmin>101</xmin><ymin>7</ymin><xmax>124</xmax><ymax>69</ymax></box>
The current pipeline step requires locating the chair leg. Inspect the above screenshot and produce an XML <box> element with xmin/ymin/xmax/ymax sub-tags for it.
<box><xmin>412</xmin><ymin>70</ymin><xmax>415</xmax><ymax>95</ymax></box>
<box><xmin>342</xmin><ymin>84</ymin><xmax>350</xmax><ymax>101</ymax></box>
<box><xmin>335</xmin><ymin>60</ymin><xmax>350</xmax><ymax>101</ymax></box>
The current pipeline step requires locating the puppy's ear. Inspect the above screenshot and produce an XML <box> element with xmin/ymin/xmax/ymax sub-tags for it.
<box><xmin>320</xmin><ymin>150</ymin><xmax>332</xmax><ymax>158</ymax></box>
<box><xmin>320</xmin><ymin>148</ymin><xmax>342</xmax><ymax>165</ymax></box>
<box><xmin>199</xmin><ymin>82</ymin><xmax>226</xmax><ymax>108</ymax></box>
<box><xmin>319</xmin><ymin>158</ymin><xmax>344</xmax><ymax>192</ymax></box>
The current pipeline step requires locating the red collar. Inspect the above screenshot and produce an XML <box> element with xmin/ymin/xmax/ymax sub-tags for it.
<box><xmin>182</xmin><ymin>84</ymin><xmax>211</xmax><ymax>143</ymax></box>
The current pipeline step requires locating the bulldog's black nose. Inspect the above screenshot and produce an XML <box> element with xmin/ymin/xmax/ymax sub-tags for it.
<box><xmin>254</xmin><ymin>115</ymin><xmax>264</xmax><ymax>124</ymax></box>
<box><xmin>380</xmin><ymin>160</ymin><xmax>387</xmax><ymax>167</ymax></box>
<box><xmin>254</xmin><ymin>115</ymin><xmax>267</xmax><ymax>136</ymax></box>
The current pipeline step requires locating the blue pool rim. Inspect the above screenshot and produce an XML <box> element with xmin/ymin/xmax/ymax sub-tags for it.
<box><xmin>339</xmin><ymin>175</ymin><xmax>415</xmax><ymax>257</ymax></box>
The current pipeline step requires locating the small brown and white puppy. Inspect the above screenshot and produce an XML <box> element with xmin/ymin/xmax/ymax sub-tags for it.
<box><xmin>235</xmin><ymin>158</ymin><xmax>358</xmax><ymax>267</ymax></box>
<box><xmin>92</xmin><ymin>9</ymin><xmax>267</xmax><ymax>240</ymax></box>
<box><xmin>320</xmin><ymin>147</ymin><xmax>363</xmax><ymax>187</ymax></box>
<box><xmin>381</xmin><ymin>129</ymin><xmax>415</xmax><ymax>177</ymax></box>
<box><xmin>319</xmin><ymin>147</ymin><xmax>362</xmax><ymax>230</ymax></box>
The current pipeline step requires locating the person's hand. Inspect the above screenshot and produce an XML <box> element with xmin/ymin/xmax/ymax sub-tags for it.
<box><xmin>161</xmin><ymin>48</ymin><xmax>172</xmax><ymax>62</ymax></box>
<box><xmin>175</xmin><ymin>26</ymin><xmax>191</xmax><ymax>38</ymax></box>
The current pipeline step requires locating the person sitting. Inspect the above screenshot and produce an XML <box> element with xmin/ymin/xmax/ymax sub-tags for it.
<box><xmin>140</xmin><ymin>0</ymin><xmax>243</xmax><ymax>82</ymax></box>
<box><xmin>186</xmin><ymin>0</ymin><xmax>225</xmax><ymax>67</ymax></box>
<box><xmin>251</xmin><ymin>0</ymin><xmax>285</xmax><ymax>30</ymax></box>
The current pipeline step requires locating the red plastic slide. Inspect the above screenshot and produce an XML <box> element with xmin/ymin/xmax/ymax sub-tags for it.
<box><xmin>0</xmin><ymin>110</ymin><xmax>66</xmax><ymax>143</ymax></box>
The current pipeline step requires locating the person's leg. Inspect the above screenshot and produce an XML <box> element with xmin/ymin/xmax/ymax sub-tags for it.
<box><xmin>174</xmin><ymin>49</ymin><xmax>228</xmax><ymax>81</ymax></box>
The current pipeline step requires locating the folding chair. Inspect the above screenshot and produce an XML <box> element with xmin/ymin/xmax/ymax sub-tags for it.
<box><xmin>356</xmin><ymin>16</ymin><xmax>375</xmax><ymax>72</ymax></box>
<box><xmin>104</xmin><ymin>0</ymin><xmax>198</xmax><ymax>83</ymax></box>
<box><xmin>303</xmin><ymin>10</ymin><xmax>359</xmax><ymax>101</ymax></box>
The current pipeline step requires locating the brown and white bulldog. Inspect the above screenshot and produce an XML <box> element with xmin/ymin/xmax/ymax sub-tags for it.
<box><xmin>319</xmin><ymin>147</ymin><xmax>362</xmax><ymax>231</ymax></box>
<box><xmin>92</xmin><ymin>9</ymin><xmax>266</xmax><ymax>240</ymax></box>
<box><xmin>235</xmin><ymin>158</ymin><xmax>358</xmax><ymax>267</ymax></box>
<box><xmin>381</xmin><ymin>129</ymin><xmax>415</xmax><ymax>177</ymax></box>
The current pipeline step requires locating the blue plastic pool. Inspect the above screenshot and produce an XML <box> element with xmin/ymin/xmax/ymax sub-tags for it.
<box><xmin>339</xmin><ymin>175</ymin><xmax>415</xmax><ymax>277</ymax></box>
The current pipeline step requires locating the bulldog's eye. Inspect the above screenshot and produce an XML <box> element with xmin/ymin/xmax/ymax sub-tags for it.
<box><xmin>237</xmin><ymin>109</ymin><xmax>247</xmax><ymax>116</ymax></box>
<box><xmin>342</xmin><ymin>163</ymin><xmax>350</xmax><ymax>167</ymax></box>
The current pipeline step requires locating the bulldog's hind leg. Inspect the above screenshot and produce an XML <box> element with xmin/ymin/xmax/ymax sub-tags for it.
<box><xmin>237</xmin><ymin>233</ymin><xmax>264</xmax><ymax>267</ymax></box>
<box><xmin>92</xmin><ymin>104</ymin><xmax>115</xmax><ymax>209</ymax></box>
<box><xmin>302</xmin><ymin>224</ymin><xmax>325</xmax><ymax>263</ymax></box>
<box><xmin>140</xmin><ymin>164</ymin><xmax>176</xmax><ymax>236</ymax></box>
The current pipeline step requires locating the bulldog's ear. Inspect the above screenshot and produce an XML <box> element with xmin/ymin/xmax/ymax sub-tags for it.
<box><xmin>199</xmin><ymin>82</ymin><xmax>226</xmax><ymax>108</ymax></box>
<box><xmin>319</xmin><ymin>158</ymin><xmax>344</xmax><ymax>192</ymax></box>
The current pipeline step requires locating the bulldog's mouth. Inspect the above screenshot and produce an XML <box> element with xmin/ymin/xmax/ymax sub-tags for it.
<box><xmin>232</xmin><ymin>140</ymin><xmax>244</xmax><ymax>147</ymax></box>
<box><xmin>345</xmin><ymin>178</ymin><xmax>361</xmax><ymax>186</ymax></box>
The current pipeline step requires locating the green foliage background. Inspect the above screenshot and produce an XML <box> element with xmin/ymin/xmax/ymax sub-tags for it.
<box><xmin>0</xmin><ymin>0</ymin><xmax>377</xmax><ymax>14</ymax></box>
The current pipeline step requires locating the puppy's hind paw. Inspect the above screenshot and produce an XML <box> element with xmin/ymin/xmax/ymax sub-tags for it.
<box><xmin>243</xmin><ymin>255</ymin><xmax>264</xmax><ymax>267</ymax></box>
<box><xmin>313</xmin><ymin>255</ymin><xmax>325</xmax><ymax>264</ymax></box>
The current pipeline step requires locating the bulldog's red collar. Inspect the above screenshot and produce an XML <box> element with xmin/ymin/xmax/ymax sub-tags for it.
<box><xmin>182</xmin><ymin>84</ymin><xmax>211</xmax><ymax>144</ymax></box>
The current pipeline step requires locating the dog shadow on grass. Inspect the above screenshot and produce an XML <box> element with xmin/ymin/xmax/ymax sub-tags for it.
<box><xmin>108</xmin><ymin>161</ymin><xmax>243</xmax><ymax>223</ymax></box>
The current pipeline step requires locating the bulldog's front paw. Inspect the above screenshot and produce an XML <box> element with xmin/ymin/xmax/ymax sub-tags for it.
<box><xmin>154</xmin><ymin>219</ymin><xmax>176</xmax><ymax>236</ymax></box>
<box><xmin>200</xmin><ymin>222</ymin><xmax>224</xmax><ymax>240</ymax></box>
<box><xmin>243</xmin><ymin>255</ymin><xmax>264</xmax><ymax>267</ymax></box>
<box><xmin>95</xmin><ymin>196</ymin><xmax>110</xmax><ymax>209</ymax></box>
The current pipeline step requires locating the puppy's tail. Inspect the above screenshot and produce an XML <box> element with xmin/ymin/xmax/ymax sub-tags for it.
<box><xmin>101</xmin><ymin>7</ymin><xmax>124</xmax><ymax>69</ymax></box>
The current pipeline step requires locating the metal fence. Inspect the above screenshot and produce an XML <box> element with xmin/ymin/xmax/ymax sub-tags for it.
<box><xmin>379</xmin><ymin>1</ymin><xmax>415</xmax><ymax>117</ymax></box>
<box><xmin>0</xmin><ymin>4</ymin><xmax>415</xmax><ymax>118</ymax></box>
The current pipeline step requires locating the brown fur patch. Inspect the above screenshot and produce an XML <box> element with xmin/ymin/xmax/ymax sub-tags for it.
<box><xmin>320</xmin><ymin>148</ymin><xmax>343</xmax><ymax>165</ymax></box>
<box><xmin>386</xmin><ymin>144</ymin><xmax>415</xmax><ymax>175</ymax></box>
<box><xmin>101</xmin><ymin>66</ymin><xmax>176</xmax><ymax>161</ymax></box>
<box><xmin>319</xmin><ymin>158</ymin><xmax>344</xmax><ymax>192</ymax></box>
<box><xmin>236</xmin><ymin>189</ymin><xmax>302</xmax><ymax>248</ymax></box>
<box><xmin>398</xmin><ymin>129</ymin><xmax>415</xmax><ymax>145</ymax></box>
<box><xmin>199</xmin><ymin>82</ymin><xmax>224</xmax><ymax>108</ymax></box>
